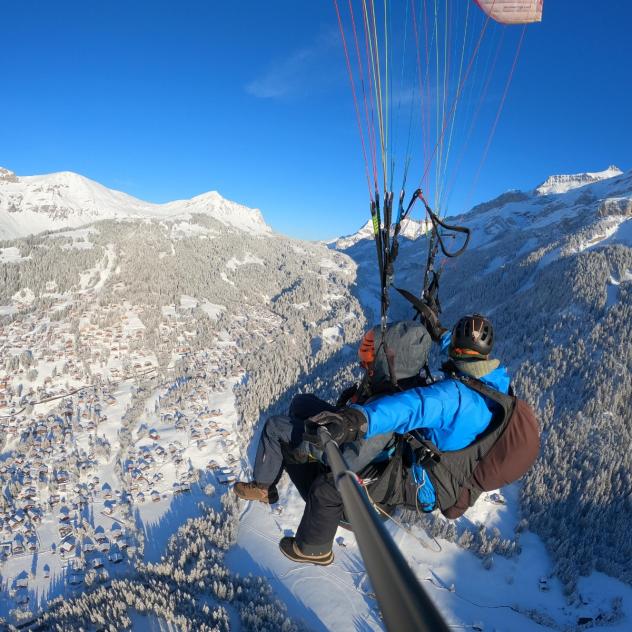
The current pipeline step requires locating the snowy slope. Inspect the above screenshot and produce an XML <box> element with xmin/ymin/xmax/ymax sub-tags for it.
<box><xmin>330</xmin><ymin>217</ymin><xmax>431</xmax><ymax>250</ymax></box>
<box><xmin>0</xmin><ymin>167</ymin><xmax>270</xmax><ymax>238</ymax></box>
<box><xmin>333</xmin><ymin>165</ymin><xmax>632</xmax><ymax>321</ymax></box>
<box><xmin>2</xmin><ymin>163</ymin><xmax>631</xmax><ymax>630</ymax></box>
<box><xmin>535</xmin><ymin>165</ymin><xmax>622</xmax><ymax>196</ymax></box>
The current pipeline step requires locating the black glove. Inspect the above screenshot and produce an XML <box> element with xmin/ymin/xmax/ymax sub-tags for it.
<box><xmin>395</xmin><ymin>287</ymin><xmax>446</xmax><ymax>342</ymax></box>
<box><xmin>303</xmin><ymin>408</ymin><xmax>367</xmax><ymax>448</ymax></box>
<box><xmin>417</xmin><ymin>302</ymin><xmax>447</xmax><ymax>342</ymax></box>
<box><xmin>335</xmin><ymin>384</ymin><xmax>359</xmax><ymax>408</ymax></box>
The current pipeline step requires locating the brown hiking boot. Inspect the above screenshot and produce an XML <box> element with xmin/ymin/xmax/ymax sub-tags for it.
<box><xmin>279</xmin><ymin>537</ymin><xmax>334</xmax><ymax>566</ymax></box>
<box><xmin>233</xmin><ymin>481</ymin><xmax>279</xmax><ymax>504</ymax></box>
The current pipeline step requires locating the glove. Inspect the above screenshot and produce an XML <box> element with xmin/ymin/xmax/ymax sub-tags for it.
<box><xmin>395</xmin><ymin>287</ymin><xmax>446</xmax><ymax>342</ymax></box>
<box><xmin>417</xmin><ymin>302</ymin><xmax>447</xmax><ymax>342</ymax></box>
<box><xmin>335</xmin><ymin>384</ymin><xmax>358</xmax><ymax>408</ymax></box>
<box><xmin>303</xmin><ymin>408</ymin><xmax>368</xmax><ymax>448</ymax></box>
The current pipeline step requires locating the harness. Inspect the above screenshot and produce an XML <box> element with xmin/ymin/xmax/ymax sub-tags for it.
<box><xmin>366</xmin><ymin>365</ymin><xmax>515</xmax><ymax>515</ymax></box>
<box><xmin>407</xmin><ymin>366</ymin><xmax>515</xmax><ymax>514</ymax></box>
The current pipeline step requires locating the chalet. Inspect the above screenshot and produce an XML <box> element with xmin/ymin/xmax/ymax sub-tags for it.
<box><xmin>59</xmin><ymin>541</ymin><xmax>75</xmax><ymax>558</ymax></box>
<box><xmin>58</xmin><ymin>525</ymin><xmax>72</xmax><ymax>538</ymax></box>
<box><xmin>108</xmin><ymin>549</ymin><xmax>123</xmax><ymax>564</ymax></box>
<box><xmin>110</xmin><ymin>524</ymin><xmax>124</xmax><ymax>540</ymax></box>
<box><xmin>15</xmin><ymin>574</ymin><xmax>29</xmax><ymax>589</ymax></box>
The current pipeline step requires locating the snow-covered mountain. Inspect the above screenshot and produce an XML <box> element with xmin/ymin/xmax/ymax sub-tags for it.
<box><xmin>534</xmin><ymin>165</ymin><xmax>622</xmax><ymax>196</ymax></box>
<box><xmin>0</xmin><ymin>194</ymin><xmax>363</xmax><ymax>628</ymax></box>
<box><xmin>334</xmin><ymin>166</ymin><xmax>632</xmax><ymax>324</ymax></box>
<box><xmin>330</xmin><ymin>217</ymin><xmax>431</xmax><ymax>250</ymax></box>
<box><xmin>2</xmin><ymin>163</ymin><xmax>631</xmax><ymax>631</ymax></box>
<box><xmin>0</xmin><ymin>167</ymin><xmax>270</xmax><ymax>238</ymax></box>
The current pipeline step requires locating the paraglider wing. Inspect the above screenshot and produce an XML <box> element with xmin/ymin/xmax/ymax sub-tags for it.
<box><xmin>475</xmin><ymin>0</ymin><xmax>543</xmax><ymax>24</ymax></box>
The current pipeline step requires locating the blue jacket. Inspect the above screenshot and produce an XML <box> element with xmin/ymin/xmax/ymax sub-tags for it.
<box><xmin>352</xmin><ymin>334</ymin><xmax>511</xmax><ymax>510</ymax></box>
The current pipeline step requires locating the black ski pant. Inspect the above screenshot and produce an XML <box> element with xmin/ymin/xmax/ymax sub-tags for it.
<box><xmin>291</xmin><ymin>468</ymin><xmax>345</xmax><ymax>556</ymax></box>
<box><xmin>289</xmin><ymin>447</ymin><xmax>409</xmax><ymax>556</ymax></box>
<box><xmin>252</xmin><ymin>394</ymin><xmax>336</xmax><ymax>486</ymax></box>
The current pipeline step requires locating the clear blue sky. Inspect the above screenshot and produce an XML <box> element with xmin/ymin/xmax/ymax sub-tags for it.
<box><xmin>1</xmin><ymin>1</ymin><xmax>630</xmax><ymax>240</ymax></box>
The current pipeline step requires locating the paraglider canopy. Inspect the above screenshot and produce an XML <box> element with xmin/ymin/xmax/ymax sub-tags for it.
<box><xmin>475</xmin><ymin>0</ymin><xmax>543</xmax><ymax>24</ymax></box>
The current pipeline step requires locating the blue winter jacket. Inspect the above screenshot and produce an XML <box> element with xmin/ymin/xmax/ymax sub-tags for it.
<box><xmin>351</xmin><ymin>332</ymin><xmax>511</xmax><ymax>511</ymax></box>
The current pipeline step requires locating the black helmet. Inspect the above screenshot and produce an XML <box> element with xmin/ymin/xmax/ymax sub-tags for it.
<box><xmin>450</xmin><ymin>314</ymin><xmax>493</xmax><ymax>358</ymax></box>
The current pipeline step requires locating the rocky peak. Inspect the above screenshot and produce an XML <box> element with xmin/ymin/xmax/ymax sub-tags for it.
<box><xmin>535</xmin><ymin>166</ymin><xmax>622</xmax><ymax>196</ymax></box>
<box><xmin>0</xmin><ymin>167</ymin><xmax>19</xmax><ymax>183</ymax></box>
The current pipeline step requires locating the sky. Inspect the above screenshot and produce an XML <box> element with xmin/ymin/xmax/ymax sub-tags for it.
<box><xmin>1</xmin><ymin>1</ymin><xmax>631</xmax><ymax>240</ymax></box>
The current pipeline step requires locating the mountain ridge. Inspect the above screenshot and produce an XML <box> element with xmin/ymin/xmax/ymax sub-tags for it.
<box><xmin>0</xmin><ymin>167</ymin><xmax>270</xmax><ymax>239</ymax></box>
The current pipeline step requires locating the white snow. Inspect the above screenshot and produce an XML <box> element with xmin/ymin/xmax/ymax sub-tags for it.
<box><xmin>0</xmin><ymin>168</ymin><xmax>271</xmax><ymax>239</ymax></box>
<box><xmin>0</xmin><ymin>246</ymin><xmax>26</xmax><ymax>263</ymax></box>
<box><xmin>536</xmin><ymin>165</ymin><xmax>623</xmax><ymax>196</ymax></box>
<box><xmin>11</xmin><ymin>287</ymin><xmax>35</xmax><ymax>306</ymax></box>
<box><xmin>605</xmin><ymin>269</ymin><xmax>632</xmax><ymax>308</ymax></box>
<box><xmin>225</xmin><ymin>253</ymin><xmax>265</xmax><ymax>271</ymax></box>
<box><xmin>232</xmin><ymin>475</ymin><xmax>632</xmax><ymax>631</ymax></box>
<box><xmin>331</xmin><ymin>218</ymin><xmax>431</xmax><ymax>250</ymax></box>
<box><xmin>220</xmin><ymin>272</ymin><xmax>235</xmax><ymax>286</ymax></box>
<box><xmin>179</xmin><ymin>295</ymin><xmax>198</xmax><ymax>309</ymax></box>
<box><xmin>200</xmin><ymin>301</ymin><xmax>225</xmax><ymax>320</ymax></box>
<box><xmin>598</xmin><ymin>217</ymin><xmax>632</xmax><ymax>248</ymax></box>
<box><xmin>322</xmin><ymin>325</ymin><xmax>343</xmax><ymax>345</ymax></box>
<box><xmin>170</xmin><ymin>221</ymin><xmax>218</xmax><ymax>239</ymax></box>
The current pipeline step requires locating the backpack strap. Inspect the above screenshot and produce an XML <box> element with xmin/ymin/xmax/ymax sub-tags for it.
<box><xmin>441</xmin><ymin>360</ymin><xmax>515</xmax><ymax>418</ymax></box>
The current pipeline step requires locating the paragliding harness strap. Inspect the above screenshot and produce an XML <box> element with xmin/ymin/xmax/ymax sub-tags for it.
<box><xmin>362</xmin><ymin>439</ymin><xmax>411</xmax><ymax>508</ymax></box>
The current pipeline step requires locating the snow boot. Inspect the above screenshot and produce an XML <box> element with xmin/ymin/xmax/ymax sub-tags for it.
<box><xmin>233</xmin><ymin>481</ymin><xmax>279</xmax><ymax>504</ymax></box>
<box><xmin>279</xmin><ymin>537</ymin><xmax>334</xmax><ymax>566</ymax></box>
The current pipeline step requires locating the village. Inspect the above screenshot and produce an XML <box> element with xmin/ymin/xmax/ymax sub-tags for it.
<box><xmin>0</xmin><ymin>285</ymin><xmax>273</xmax><ymax>619</ymax></box>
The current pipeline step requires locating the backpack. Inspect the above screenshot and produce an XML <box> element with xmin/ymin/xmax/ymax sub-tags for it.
<box><xmin>408</xmin><ymin>369</ymin><xmax>540</xmax><ymax>519</ymax></box>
